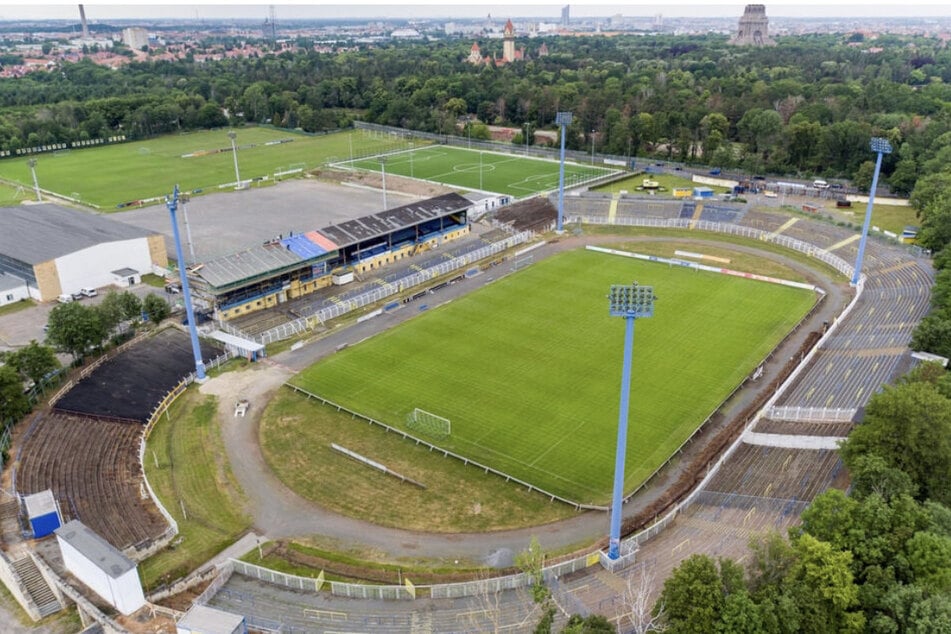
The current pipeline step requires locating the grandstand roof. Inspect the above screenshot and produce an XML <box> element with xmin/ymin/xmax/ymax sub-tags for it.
<box><xmin>0</xmin><ymin>204</ymin><xmax>154</xmax><ymax>265</ymax></box>
<box><xmin>316</xmin><ymin>192</ymin><xmax>470</xmax><ymax>248</ymax></box>
<box><xmin>196</xmin><ymin>241</ymin><xmax>309</xmax><ymax>289</ymax></box>
<box><xmin>55</xmin><ymin>520</ymin><xmax>136</xmax><ymax>577</ymax></box>
<box><xmin>195</xmin><ymin>193</ymin><xmax>471</xmax><ymax>291</ymax></box>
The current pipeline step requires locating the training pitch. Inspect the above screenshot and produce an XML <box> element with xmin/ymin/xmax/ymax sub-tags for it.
<box><xmin>342</xmin><ymin>145</ymin><xmax>616</xmax><ymax>197</ymax></box>
<box><xmin>290</xmin><ymin>248</ymin><xmax>817</xmax><ymax>504</ymax></box>
<box><xmin>0</xmin><ymin>128</ymin><xmax>409</xmax><ymax>210</ymax></box>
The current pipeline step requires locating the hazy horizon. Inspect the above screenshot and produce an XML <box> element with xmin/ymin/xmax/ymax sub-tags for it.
<box><xmin>2</xmin><ymin>1</ymin><xmax>951</xmax><ymax>22</ymax></box>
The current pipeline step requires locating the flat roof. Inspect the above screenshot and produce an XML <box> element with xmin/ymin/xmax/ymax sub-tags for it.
<box><xmin>178</xmin><ymin>605</ymin><xmax>245</xmax><ymax>634</ymax></box>
<box><xmin>208</xmin><ymin>329</ymin><xmax>265</xmax><ymax>352</ymax></box>
<box><xmin>0</xmin><ymin>204</ymin><xmax>154</xmax><ymax>265</ymax></box>
<box><xmin>316</xmin><ymin>192</ymin><xmax>470</xmax><ymax>248</ymax></box>
<box><xmin>55</xmin><ymin>520</ymin><xmax>135</xmax><ymax>577</ymax></box>
<box><xmin>23</xmin><ymin>490</ymin><xmax>57</xmax><ymax>518</ymax></box>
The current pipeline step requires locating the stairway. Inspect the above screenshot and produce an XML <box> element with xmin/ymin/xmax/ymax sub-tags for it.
<box><xmin>11</xmin><ymin>556</ymin><xmax>62</xmax><ymax>618</ymax></box>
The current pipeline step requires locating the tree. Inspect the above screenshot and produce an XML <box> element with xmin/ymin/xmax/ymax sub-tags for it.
<box><xmin>839</xmin><ymin>381</ymin><xmax>951</xmax><ymax>505</ymax></box>
<box><xmin>784</xmin><ymin>534</ymin><xmax>865</xmax><ymax>633</ymax></box>
<box><xmin>142</xmin><ymin>293</ymin><xmax>171</xmax><ymax>324</ymax></box>
<box><xmin>97</xmin><ymin>290</ymin><xmax>125</xmax><ymax>334</ymax></box>
<box><xmin>118</xmin><ymin>291</ymin><xmax>143</xmax><ymax>322</ymax></box>
<box><xmin>45</xmin><ymin>302</ymin><xmax>107</xmax><ymax>359</ymax></box>
<box><xmin>0</xmin><ymin>365</ymin><xmax>30</xmax><ymax>422</ymax></box>
<box><xmin>655</xmin><ymin>554</ymin><xmax>745</xmax><ymax>633</ymax></box>
<box><xmin>852</xmin><ymin>160</ymin><xmax>876</xmax><ymax>194</ymax></box>
<box><xmin>516</xmin><ymin>536</ymin><xmax>549</xmax><ymax>604</ymax></box>
<box><xmin>6</xmin><ymin>340</ymin><xmax>59</xmax><ymax>387</ymax></box>
<box><xmin>560</xmin><ymin>614</ymin><xmax>615</xmax><ymax>633</ymax></box>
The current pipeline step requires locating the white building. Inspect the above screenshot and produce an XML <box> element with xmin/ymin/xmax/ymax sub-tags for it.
<box><xmin>0</xmin><ymin>273</ymin><xmax>30</xmax><ymax>307</ymax></box>
<box><xmin>0</xmin><ymin>204</ymin><xmax>166</xmax><ymax>302</ymax></box>
<box><xmin>122</xmin><ymin>27</ymin><xmax>149</xmax><ymax>51</ymax></box>
<box><xmin>54</xmin><ymin>520</ymin><xmax>145</xmax><ymax>616</ymax></box>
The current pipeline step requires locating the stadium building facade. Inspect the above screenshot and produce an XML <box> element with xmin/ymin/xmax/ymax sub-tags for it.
<box><xmin>192</xmin><ymin>193</ymin><xmax>472</xmax><ymax>319</ymax></box>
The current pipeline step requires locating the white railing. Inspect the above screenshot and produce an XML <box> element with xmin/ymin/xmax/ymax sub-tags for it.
<box><xmin>249</xmin><ymin>231</ymin><xmax>534</xmax><ymax>346</ymax></box>
<box><xmin>766</xmin><ymin>406</ymin><xmax>858</xmax><ymax>423</ymax></box>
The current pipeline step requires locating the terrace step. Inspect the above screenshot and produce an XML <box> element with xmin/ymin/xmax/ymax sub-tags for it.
<box><xmin>11</xmin><ymin>556</ymin><xmax>62</xmax><ymax>618</ymax></box>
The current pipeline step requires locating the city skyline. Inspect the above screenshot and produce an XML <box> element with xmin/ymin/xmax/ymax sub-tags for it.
<box><xmin>2</xmin><ymin>1</ymin><xmax>951</xmax><ymax>22</ymax></box>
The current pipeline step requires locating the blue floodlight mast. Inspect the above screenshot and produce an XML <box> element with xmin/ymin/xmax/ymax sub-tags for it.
<box><xmin>166</xmin><ymin>185</ymin><xmax>206</xmax><ymax>381</ymax></box>
<box><xmin>555</xmin><ymin>111</ymin><xmax>573</xmax><ymax>233</ymax></box>
<box><xmin>851</xmin><ymin>137</ymin><xmax>893</xmax><ymax>286</ymax></box>
<box><xmin>607</xmin><ymin>283</ymin><xmax>655</xmax><ymax>560</ymax></box>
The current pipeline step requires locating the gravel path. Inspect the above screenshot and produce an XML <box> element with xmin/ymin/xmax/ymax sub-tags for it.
<box><xmin>208</xmin><ymin>232</ymin><xmax>849</xmax><ymax>568</ymax></box>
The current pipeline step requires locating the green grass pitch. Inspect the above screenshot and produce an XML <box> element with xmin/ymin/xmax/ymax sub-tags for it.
<box><xmin>0</xmin><ymin>128</ymin><xmax>410</xmax><ymax>210</ymax></box>
<box><xmin>343</xmin><ymin>145</ymin><xmax>617</xmax><ymax>198</ymax></box>
<box><xmin>290</xmin><ymin>248</ymin><xmax>816</xmax><ymax>504</ymax></box>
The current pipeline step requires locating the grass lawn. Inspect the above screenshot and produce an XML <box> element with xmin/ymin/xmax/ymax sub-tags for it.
<box><xmin>0</xmin><ymin>181</ymin><xmax>28</xmax><ymax>206</ymax></box>
<box><xmin>344</xmin><ymin>145</ymin><xmax>616</xmax><ymax>198</ymax></box>
<box><xmin>289</xmin><ymin>248</ymin><xmax>816</xmax><ymax>504</ymax></box>
<box><xmin>141</xmin><ymin>389</ymin><xmax>250</xmax><ymax>588</ymax></box>
<box><xmin>592</xmin><ymin>173</ymin><xmax>730</xmax><ymax>196</ymax></box>
<box><xmin>0</xmin><ymin>298</ymin><xmax>35</xmax><ymax>317</ymax></box>
<box><xmin>0</xmin><ymin>128</ymin><xmax>410</xmax><ymax>210</ymax></box>
<box><xmin>260</xmin><ymin>388</ymin><xmax>578</xmax><ymax>533</ymax></box>
<box><xmin>846</xmin><ymin>203</ymin><xmax>919</xmax><ymax>237</ymax></box>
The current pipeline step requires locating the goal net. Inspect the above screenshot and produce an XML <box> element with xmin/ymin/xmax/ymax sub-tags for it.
<box><xmin>406</xmin><ymin>408</ymin><xmax>451</xmax><ymax>437</ymax></box>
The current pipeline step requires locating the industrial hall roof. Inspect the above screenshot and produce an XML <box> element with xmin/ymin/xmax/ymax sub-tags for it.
<box><xmin>0</xmin><ymin>204</ymin><xmax>154</xmax><ymax>265</ymax></box>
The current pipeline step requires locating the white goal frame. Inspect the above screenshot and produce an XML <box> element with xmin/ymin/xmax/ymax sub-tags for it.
<box><xmin>407</xmin><ymin>408</ymin><xmax>451</xmax><ymax>437</ymax></box>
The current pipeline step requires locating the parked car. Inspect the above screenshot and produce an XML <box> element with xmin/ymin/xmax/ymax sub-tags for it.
<box><xmin>813</xmin><ymin>179</ymin><xmax>830</xmax><ymax>189</ymax></box>
<box><xmin>57</xmin><ymin>294</ymin><xmax>73</xmax><ymax>304</ymax></box>
<box><xmin>80</xmin><ymin>287</ymin><xmax>98</xmax><ymax>297</ymax></box>
<box><xmin>71</xmin><ymin>291</ymin><xmax>84</xmax><ymax>301</ymax></box>
<box><xmin>164</xmin><ymin>283</ymin><xmax>182</xmax><ymax>294</ymax></box>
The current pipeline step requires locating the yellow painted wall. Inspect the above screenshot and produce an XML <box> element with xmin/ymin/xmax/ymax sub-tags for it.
<box><xmin>33</xmin><ymin>260</ymin><xmax>61</xmax><ymax>302</ymax></box>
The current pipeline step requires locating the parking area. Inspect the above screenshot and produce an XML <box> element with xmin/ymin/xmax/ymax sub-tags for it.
<box><xmin>0</xmin><ymin>283</ymin><xmax>174</xmax><ymax>353</ymax></box>
<box><xmin>110</xmin><ymin>177</ymin><xmax>420</xmax><ymax>262</ymax></box>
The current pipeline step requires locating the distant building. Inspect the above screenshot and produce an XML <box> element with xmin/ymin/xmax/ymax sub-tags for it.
<box><xmin>731</xmin><ymin>4</ymin><xmax>776</xmax><ymax>46</ymax></box>
<box><xmin>561</xmin><ymin>5</ymin><xmax>570</xmax><ymax>27</ymax></box>
<box><xmin>122</xmin><ymin>27</ymin><xmax>149</xmax><ymax>51</ymax></box>
<box><xmin>538</xmin><ymin>42</ymin><xmax>549</xmax><ymax>57</ymax></box>
<box><xmin>503</xmin><ymin>19</ymin><xmax>516</xmax><ymax>62</ymax></box>
<box><xmin>466</xmin><ymin>42</ymin><xmax>484</xmax><ymax>64</ymax></box>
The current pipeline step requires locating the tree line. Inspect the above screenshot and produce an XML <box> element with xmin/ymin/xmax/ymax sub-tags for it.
<box><xmin>1</xmin><ymin>31</ymin><xmax>950</xmax><ymax>193</ymax></box>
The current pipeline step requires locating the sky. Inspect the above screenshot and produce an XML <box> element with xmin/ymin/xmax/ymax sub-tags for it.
<box><xmin>1</xmin><ymin>0</ymin><xmax>951</xmax><ymax>21</ymax></box>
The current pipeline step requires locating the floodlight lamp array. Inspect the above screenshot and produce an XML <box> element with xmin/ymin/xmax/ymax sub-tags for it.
<box><xmin>556</xmin><ymin>111</ymin><xmax>573</xmax><ymax>126</ymax></box>
<box><xmin>870</xmin><ymin>137</ymin><xmax>893</xmax><ymax>154</ymax></box>
<box><xmin>608</xmin><ymin>283</ymin><xmax>656</xmax><ymax>318</ymax></box>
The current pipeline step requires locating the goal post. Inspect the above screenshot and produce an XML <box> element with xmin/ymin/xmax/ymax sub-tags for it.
<box><xmin>406</xmin><ymin>408</ymin><xmax>451</xmax><ymax>437</ymax></box>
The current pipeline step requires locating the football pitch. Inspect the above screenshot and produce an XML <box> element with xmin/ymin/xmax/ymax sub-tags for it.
<box><xmin>0</xmin><ymin>128</ymin><xmax>410</xmax><ymax>210</ymax></box>
<box><xmin>342</xmin><ymin>145</ymin><xmax>617</xmax><ymax>198</ymax></box>
<box><xmin>290</xmin><ymin>248</ymin><xmax>817</xmax><ymax>504</ymax></box>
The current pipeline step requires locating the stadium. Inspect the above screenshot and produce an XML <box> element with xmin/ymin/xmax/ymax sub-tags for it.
<box><xmin>0</xmin><ymin>126</ymin><xmax>934</xmax><ymax>633</ymax></box>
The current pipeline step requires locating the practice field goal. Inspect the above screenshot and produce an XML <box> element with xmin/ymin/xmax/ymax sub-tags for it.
<box><xmin>406</xmin><ymin>408</ymin><xmax>451</xmax><ymax>437</ymax></box>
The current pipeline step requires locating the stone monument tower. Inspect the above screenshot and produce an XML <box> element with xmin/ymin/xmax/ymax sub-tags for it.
<box><xmin>503</xmin><ymin>19</ymin><xmax>516</xmax><ymax>63</ymax></box>
<box><xmin>731</xmin><ymin>4</ymin><xmax>775</xmax><ymax>46</ymax></box>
